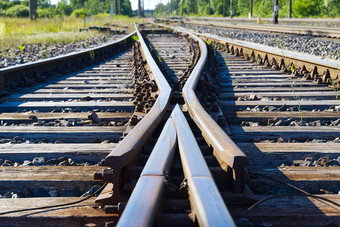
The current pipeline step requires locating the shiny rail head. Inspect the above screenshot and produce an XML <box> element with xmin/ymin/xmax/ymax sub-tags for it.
<box><xmin>103</xmin><ymin>24</ymin><xmax>172</xmax><ymax>165</ymax></box>
<box><xmin>96</xmin><ymin>23</ymin><xmax>172</xmax><ymax>204</ymax></box>
<box><xmin>171</xmin><ymin>104</ymin><xmax>235</xmax><ymax>226</ymax></box>
<box><xmin>118</xmin><ymin>104</ymin><xmax>235</xmax><ymax>226</ymax></box>
<box><xmin>117</xmin><ymin>176</ymin><xmax>165</xmax><ymax>227</ymax></box>
<box><xmin>188</xmin><ymin>177</ymin><xmax>235</xmax><ymax>227</ymax></box>
<box><xmin>118</xmin><ymin>114</ymin><xmax>177</xmax><ymax>226</ymax></box>
<box><xmin>171</xmin><ymin>104</ymin><xmax>211</xmax><ymax>178</ymax></box>
<box><xmin>159</xmin><ymin>23</ymin><xmax>248</xmax><ymax>167</ymax></box>
<box><xmin>141</xmin><ymin>118</ymin><xmax>177</xmax><ymax>177</ymax></box>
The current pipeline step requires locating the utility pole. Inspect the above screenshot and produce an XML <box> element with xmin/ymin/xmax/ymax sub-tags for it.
<box><xmin>29</xmin><ymin>0</ymin><xmax>37</xmax><ymax>20</ymax></box>
<box><xmin>223</xmin><ymin>0</ymin><xmax>225</xmax><ymax>17</ymax></box>
<box><xmin>168</xmin><ymin>0</ymin><xmax>170</xmax><ymax>17</ymax></box>
<box><xmin>110</xmin><ymin>1</ymin><xmax>114</xmax><ymax>19</ymax></box>
<box><xmin>213</xmin><ymin>0</ymin><xmax>215</xmax><ymax>14</ymax></box>
<box><xmin>289</xmin><ymin>0</ymin><xmax>292</xmax><ymax>18</ymax></box>
<box><xmin>230</xmin><ymin>0</ymin><xmax>233</xmax><ymax>19</ymax></box>
<box><xmin>187</xmin><ymin>0</ymin><xmax>190</xmax><ymax>15</ymax></box>
<box><xmin>142</xmin><ymin>0</ymin><xmax>144</xmax><ymax>17</ymax></box>
<box><xmin>250</xmin><ymin>0</ymin><xmax>253</xmax><ymax>18</ymax></box>
<box><xmin>138</xmin><ymin>0</ymin><xmax>141</xmax><ymax>17</ymax></box>
<box><xmin>208</xmin><ymin>0</ymin><xmax>210</xmax><ymax>15</ymax></box>
<box><xmin>117</xmin><ymin>0</ymin><xmax>120</xmax><ymax>15</ymax></box>
<box><xmin>273</xmin><ymin>0</ymin><xmax>279</xmax><ymax>24</ymax></box>
<box><xmin>114</xmin><ymin>0</ymin><xmax>118</xmax><ymax>15</ymax></box>
<box><xmin>196</xmin><ymin>0</ymin><xmax>198</xmax><ymax>15</ymax></box>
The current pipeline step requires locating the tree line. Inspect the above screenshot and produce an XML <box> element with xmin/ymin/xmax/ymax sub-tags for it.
<box><xmin>155</xmin><ymin>0</ymin><xmax>340</xmax><ymax>18</ymax></box>
<box><xmin>0</xmin><ymin>0</ymin><xmax>132</xmax><ymax>18</ymax></box>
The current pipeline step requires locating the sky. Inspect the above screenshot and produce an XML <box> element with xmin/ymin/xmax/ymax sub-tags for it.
<box><xmin>131</xmin><ymin>0</ymin><xmax>169</xmax><ymax>10</ymax></box>
<box><xmin>50</xmin><ymin>0</ymin><xmax>169</xmax><ymax>10</ymax></box>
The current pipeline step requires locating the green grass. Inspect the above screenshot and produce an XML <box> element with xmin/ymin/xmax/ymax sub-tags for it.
<box><xmin>0</xmin><ymin>15</ymin><xmax>143</xmax><ymax>51</ymax></box>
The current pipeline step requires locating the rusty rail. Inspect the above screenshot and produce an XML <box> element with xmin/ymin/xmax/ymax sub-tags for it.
<box><xmin>193</xmin><ymin>31</ymin><xmax>340</xmax><ymax>83</ymax></box>
<box><xmin>96</xmin><ymin>23</ymin><xmax>172</xmax><ymax>203</ymax></box>
<box><xmin>117</xmin><ymin>117</ymin><xmax>177</xmax><ymax>227</ymax></box>
<box><xmin>0</xmin><ymin>32</ymin><xmax>136</xmax><ymax>96</ymax></box>
<box><xmin>157</xmin><ymin>23</ymin><xmax>249</xmax><ymax>193</ymax></box>
<box><xmin>172</xmin><ymin>105</ymin><xmax>235</xmax><ymax>226</ymax></box>
<box><xmin>182</xmin><ymin>18</ymin><xmax>340</xmax><ymax>38</ymax></box>
<box><xmin>118</xmin><ymin>104</ymin><xmax>235</xmax><ymax>226</ymax></box>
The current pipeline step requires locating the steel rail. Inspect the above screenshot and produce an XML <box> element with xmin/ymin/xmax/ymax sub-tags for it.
<box><xmin>118</xmin><ymin>104</ymin><xmax>235</xmax><ymax>227</ymax></box>
<box><xmin>117</xmin><ymin>118</ymin><xmax>177</xmax><ymax>227</ymax></box>
<box><xmin>182</xmin><ymin>19</ymin><xmax>340</xmax><ymax>38</ymax></box>
<box><xmin>172</xmin><ymin>104</ymin><xmax>235</xmax><ymax>227</ymax></box>
<box><xmin>96</xmin><ymin>23</ymin><xmax>172</xmax><ymax>203</ymax></box>
<box><xmin>0</xmin><ymin>32</ymin><xmax>136</xmax><ymax>96</ymax></box>
<box><xmin>157</xmin><ymin>23</ymin><xmax>249</xmax><ymax>193</ymax></box>
<box><xmin>184</xmin><ymin>17</ymin><xmax>340</xmax><ymax>23</ymax></box>
<box><xmin>191</xmin><ymin>31</ymin><xmax>340</xmax><ymax>83</ymax></box>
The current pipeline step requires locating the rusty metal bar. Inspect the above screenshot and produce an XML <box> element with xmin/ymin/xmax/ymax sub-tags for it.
<box><xmin>195</xmin><ymin>31</ymin><xmax>340</xmax><ymax>81</ymax></box>
<box><xmin>0</xmin><ymin>32</ymin><xmax>136</xmax><ymax>96</ymax></box>
<box><xmin>157</xmin><ymin>23</ymin><xmax>249</xmax><ymax>193</ymax></box>
<box><xmin>141</xmin><ymin>121</ymin><xmax>177</xmax><ymax>177</ymax></box>
<box><xmin>183</xmin><ymin>19</ymin><xmax>340</xmax><ymax>39</ymax></box>
<box><xmin>99</xmin><ymin>23</ymin><xmax>172</xmax><ymax>202</ymax></box>
<box><xmin>117</xmin><ymin>118</ymin><xmax>176</xmax><ymax>227</ymax></box>
<box><xmin>171</xmin><ymin>104</ymin><xmax>235</xmax><ymax>226</ymax></box>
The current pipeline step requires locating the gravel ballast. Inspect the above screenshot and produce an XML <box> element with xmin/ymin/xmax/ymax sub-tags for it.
<box><xmin>181</xmin><ymin>24</ymin><xmax>340</xmax><ymax>60</ymax></box>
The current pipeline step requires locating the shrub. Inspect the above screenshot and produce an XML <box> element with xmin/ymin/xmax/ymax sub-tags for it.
<box><xmin>5</xmin><ymin>5</ymin><xmax>29</xmax><ymax>17</ymax></box>
<box><xmin>71</xmin><ymin>8</ymin><xmax>86</xmax><ymax>17</ymax></box>
<box><xmin>37</xmin><ymin>8</ymin><xmax>58</xmax><ymax>18</ymax></box>
<box><xmin>0</xmin><ymin>0</ymin><xmax>14</xmax><ymax>10</ymax></box>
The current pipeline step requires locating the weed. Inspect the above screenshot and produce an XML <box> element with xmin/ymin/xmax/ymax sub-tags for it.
<box><xmin>89</xmin><ymin>50</ymin><xmax>95</xmax><ymax>62</ymax></box>
<box><xmin>40</xmin><ymin>45</ymin><xmax>48</xmax><ymax>59</ymax></box>
<box><xmin>148</xmin><ymin>44</ymin><xmax>153</xmax><ymax>52</ymax></box>
<box><xmin>329</xmin><ymin>78</ymin><xmax>339</xmax><ymax>100</ymax></box>
<box><xmin>157</xmin><ymin>54</ymin><xmax>162</xmax><ymax>63</ymax></box>
<box><xmin>131</xmin><ymin>34</ymin><xmax>139</xmax><ymax>41</ymax></box>
<box><xmin>290</xmin><ymin>80</ymin><xmax>304</xmax><ymax>121</ymax></box>
<box><xmin>18</xmin><ymin>45</ymin><xmax>25</xmax><ymax>54</ymax></box>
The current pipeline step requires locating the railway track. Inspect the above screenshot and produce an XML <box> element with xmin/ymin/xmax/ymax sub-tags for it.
<box><xmin>1</xmin><ymin>22</ymin><xmax>340</xmax><ymax>226</ymax></box>
<box><xmin>193</xmin><ymin>28</ymin><xmax>340</xmax><ymax>224</ymax></box>
<box><xmin>0</xmin><ymin>32</ymin><xmax>157</xmax><ymax>225</ymax></box>
<box><xmin>178</xmin><ymin>18</ymin><xmax>340</xmax><ymax>38</ymax></box>
<box><xmin>94</xmin><ymin>24</ymin><xmax>239</xmax><ymax>226</ymax></box>
<box><xmin>175</xmin><ymin>17</ymin><xmax>340</xmax><ymax>28</ymax></box>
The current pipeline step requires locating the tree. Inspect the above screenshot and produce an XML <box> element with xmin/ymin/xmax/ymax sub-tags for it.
<box><xmin>38</xmin><ymin>0</ymin><xmax>51</xmax><ymax>8</ymax></box>
<box><xmin>58</xmin><ymin>0</ymin><xmax>72</xmax><ymax>15</ymax></box>
<box><xmin>121</xmin><ymin>0</ymin><xmax>132</xmax><ymax>15</ymax></box>
<box><xmin>85</xmin><ymin>0</ymin><xmax>104</xmax><ymax>15</ymax></box>
<box><xmin>293</xmin><ymin>0</ymin><xmax>323</xmax><ymax>18</ymax></box>
<box><xmin>71</xmin><ymin>0</ymin><xmax>86</xmax><ymax>9</ymax></box>
<box><xmin>253</xmin><ymin>0</ymin><xmax>272</xmax><ymax>18</ymax></box>
<box><xmin>323</xmin><ymin>0</ymin><xmax>340</xmax><ymax>17</ymax></box>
